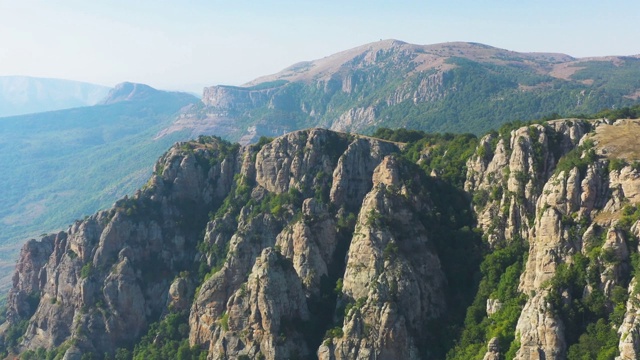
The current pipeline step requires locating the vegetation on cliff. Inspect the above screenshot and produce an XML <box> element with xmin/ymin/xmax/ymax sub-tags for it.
<box><xmin>4</xmin><ymin>105</ymin><xmax>640</xmax><ymax>359</ymax></box>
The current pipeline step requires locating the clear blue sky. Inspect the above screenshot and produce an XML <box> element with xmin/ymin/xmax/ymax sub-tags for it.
<box><xmin>1</xmin><ymin>0</ymin><xmax>638</xmax><ymax>93</ymax></box>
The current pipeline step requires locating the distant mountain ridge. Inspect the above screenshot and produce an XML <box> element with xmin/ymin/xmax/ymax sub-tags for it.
<box><xmin>0</xmin><ymin>76</ymin><xmax>111</xmax><ymax>117</ymax></box>
<box><xmin>100</xmin><ymin>82</ymin><xmax>178</xmax><ymax>105</ymax></box>
<box><xmin>166</xmin><ymin>40</ymin><xmax>640</xmax><ymax>143</ymax></box>
<box><xmin>244</xmin><ymin>40</ymin><xmax>575</xmax><ymax>85</ymax></box>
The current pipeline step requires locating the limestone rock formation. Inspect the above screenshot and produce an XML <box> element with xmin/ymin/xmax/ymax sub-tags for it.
<box><xmin>207</xmin><ymin>248</ymin><xmax>311</xmax><ymax>359</ymax></box>
<box><xmin>483</xmin><ymin>337</ymin><xmax>500</xmax><ymax>360</ymax></box>
<box><xmin>515</xmin><ymin>291</ymin><xmax>566</xmax><ymax>360</ymax></box>
<box><xmin>7</xmin><ymin>119</ymin><xmax>640</xmax><ymax>359</ymax></box>
<box><xmin>320</xmin><ymin>155</ymin><xmax>446</xmax><ymax>359</ymax></box>
<box><xmin>189</xmin><ymin>130</ymin><xmax>405</xmax><ymax>360</ymax></box>
<box><xmin>465</xmin><ymin>120</ymin><xmax>590</xmax><ymax>248</ymax></box>
<box><xmin>617</xmin><ymin>278</ymin><xmax>640</xmax><ymax>360</ymax></box>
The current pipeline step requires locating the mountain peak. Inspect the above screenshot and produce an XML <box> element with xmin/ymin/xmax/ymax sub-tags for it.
<box><xmin>99</xmin><ymin>82</ymin><xmax>160</xmax><ymax>105</ymax></box>
<box><xmin>366</xmin><ymin>38</ymin><xmax>407</xmax><ymax>47</ymax></box>
<box><xmin>242</xmin><ymin>40</ymin><xmax>576</xmax><ymax>87</ymax></box>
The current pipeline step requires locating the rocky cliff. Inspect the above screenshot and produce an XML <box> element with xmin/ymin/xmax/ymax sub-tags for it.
<box><xmin>463</xmin><ymin>118</ymin><xmax>640</xmax><ymax>360</ymax></box>
<box><xmin>2</xmin><ymin>137</ymin><xmax>239</xmax><ymax>357</ymax></box>
<box><xmin>162</xmin><ymin>40</ymin><xmax>640</xmax><ymax>143</ymax></box>
<box><xmin>5</xmin><ymin>118</ymin><xmax>640</xmax><ymax>359</ymax></box>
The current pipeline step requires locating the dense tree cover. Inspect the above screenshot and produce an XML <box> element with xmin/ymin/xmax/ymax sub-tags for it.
<box><xmin>554</xmin><ymin>139</ymin><xmax>597</xmax><ymax>177</ymax></box>
<box><xmin>130</xmin><ymin>311</ymin><xmax>206</xmax><ymax>360</ymax></box>
<box><xmin>590</xmin><ymin>104</ymin><xmax>640</xmax><ymax>121</ymax></box>
<box><xmin>445</xmin><ymin>239</ymin><xmax>527</xmax><ymax>360</ymax></box>
<box><xmin>566</xmin><ymin>319</ymin><xmax>619</xmax><ymax>360</ymax></box>
<box><xmin>373</xmin><ymin>128</ymin><xmax>479</xmax><ymax>188</ymax></box>
<box><xmin>569</xmin><ymin>58</ymin><xmax>640</xmax><ymax>98</ymax></box>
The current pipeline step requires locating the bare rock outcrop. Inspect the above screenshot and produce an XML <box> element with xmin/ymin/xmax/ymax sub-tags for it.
<box><xmin>617</xmin><ymin>279</ymin><xmax>640</xmax><ymax>360</ymax></box>
<box><xmin>465</xmin><ymin>120</ymin><xmax>590</xmax><ymax>247</ymax></box>
<box><xmin>331</xmin><ymin>107</ymin><xmax>377</xmax><ymax>133</ymax></box>
<box><xmin>7</xmin><ymin>234</ymin><xmax>56</xmax><ymax>321</ymax></box>
<box><xmin>515</xmin><ymin>291</ymin><xmax>566</xmax><ymax>360</ymax></box>
<box><xmin>321</xmin><ymin>156</ymin><xmax>446</xmax><ymax>359</ymax></box>
<box><xmin>483</xmin><ymin>337</ymin><xmax>501</xmax><ymax>360</ymax></box>
<box><xmin>189</xmin><ymin>130</ymin><xmax>402</xmax><ymax>359</ymax></box>
<box><xmin>255</xmin><ymin>129</ymin><xmax>349</xmax><ymax>194</ymax></box>
<box><xmin>330</xmin><ymin>138</ymin><xmax>400</xmax><ymax>210</ymax></box>
<box><xmin>275</xmin><ymin>198</ymin><xmax>337</xmax><ymax>294</ymax></box>
<box><xmin>207</xmin><ymin>248</ymin><xmax>311</xmax><ymax>359</ymax></box>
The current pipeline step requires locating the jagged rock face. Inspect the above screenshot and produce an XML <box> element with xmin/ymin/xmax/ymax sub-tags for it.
<box><xmin>465</xmin><ymin>120</ymin><xmax>590</xmax><ymax>247</ymax></box>
<box><xmin>618</xmin><ymin>277</ymin><xmax>640</xmax><ymax>360</ymax></box>
<box><xmin>166</xmin><ymin>276</ymin><xmax>193</xmax><ymax>312</ymax></box>
<box><xmin>515</xmin><ymin>291</ymin><xmax>566</xmax><ymax>360</ymax></box>
<box><xmin>508</xmin><ymin>126</ymin><xmax>640</xmax><ymax>359</ymax></box>
<box><xmin>201</xmin><ymin>85</ymin><xmax>276</xmax><ymax>110</ymax></box>
<box><xmin>486</xmin><ymin>299</ymin><xmax>503</xmax><ymax>316</ymax></box>
<box><xmin>462</xmin><ymin>119</ymin><xmax>640</xmax><ymax>359</ymax></box>
<box><xmin>400</xmin><ymin>72</ymin><xmax>447</xmax><ymax>105</ymax></box>
<box><xmin>275</xmin><ymin>198</ymin><xmax>337</xmax><ymax>295</ymax></box>
<box><xmin>188</xmin><ymin>210</ymin><xmax>284</xmax><ymax>350</ymax></box>
<box><xmin>610</xmin><ymin>167</ymin><xmax>640</xmax><ymax>204</ymax></box>
<box><xmin>320</xmin><ymin>156</ymin><xmax>446</xmax><ymax>359</ymax></box>
<box><xmin>11</xmin><ymin>120</ymin><xmax>640</xmax><ymax>360</ymax></box>
<box><xmin>5</xmin><ymin>139</ymin><xmax>238</xmax><ymax>354</ymax></box>
<box><xmin>189</xmin><ymin>131</ymin><xmax>405</xmax><ymax>360</ymax></box>
<box><xmin>483</xmin><ymin>337</ymin><xmax>501</xmax><ymax>360</ymax></box>
<box><xmin>7</xmin><ymin>235</ymin><xmax>56</xmax><ymax>321</ymax></box>
<box><xmin>330</xmin><ymin>138</ymin><xmax>400</xmax><ymax>211</ymax></box>
<box><xmin>207</xmin><ymin>248</ymin><xmax>311</xmax><ymax>359</ymax></box>
<box><xmin>512</xmin><ymin>143</ymin><xmax>599</xmax><ymax>359</ymax></box>
<box><xmin>255</xmin><ymin>129</ymin><xmax>351</xmax><ymax>194</ymax></box>
<box><xmin>331</xmin><ymin>107</ymin><xmax>377</xmax><ymax>133</ymax></box>
<box><xmin>519</xmin><ymin>168</ymin><xmax>583</xmax><ymax>294</ymax></box>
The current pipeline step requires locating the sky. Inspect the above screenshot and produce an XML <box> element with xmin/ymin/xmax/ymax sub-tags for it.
<box><xmin>1</xmin><ymin>0</ymin><xmax>639</xmax><ymax>93</ymax></box>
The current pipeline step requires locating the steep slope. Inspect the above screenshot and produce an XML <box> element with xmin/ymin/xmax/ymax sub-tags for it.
<box><xmin>0</xmin><ymin>128</ymin><xmax>482</xmax><ymax>359</ymax></box>
<box><xmin>160</xmin><ymin>40</ymin><xmax>640</xmax><ymax>143</ymax></box>
<box><xmin>459</xmin><ymin>117</ymin><xmax>640</xmax><ymax>360</ymax></box>
<box><xmin>0</xmin><ymin>84</ymin><xmax>197</xmax><ymax>292</ymax></box>
<box><xmin>6</xmin><ymin>113</ymin><xmax>640</xmax><ymax>359</ymax></box>
<box><xmin>0</xmin><ymin>76</ymin><xmax>110</xmax><ymax>117</ymax></box>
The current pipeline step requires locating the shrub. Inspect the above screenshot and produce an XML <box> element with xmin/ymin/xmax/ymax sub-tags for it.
<box><xmin>80</xmin><ymin>263</ymin><xmax>93</xmax><ymax>279</ymax></box>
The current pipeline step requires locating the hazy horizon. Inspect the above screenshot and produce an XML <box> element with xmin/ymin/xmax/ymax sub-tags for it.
<box><xmin>2</xmin><ymin>0</ymin><xmax>639</xmax><ymax>93</ymax></box>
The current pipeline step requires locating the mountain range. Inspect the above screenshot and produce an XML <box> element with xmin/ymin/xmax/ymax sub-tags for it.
<box><xmin>172</xmin><ymin>40</ymin><xmax>640</xmax><ymax>143</ymax></box>
<box><xmin>0</xmin><ymin>76</ymin><xmax>111</xmax><ymax>117</ymax></box>
<box><xmin>2</xmin><ymin>40</ymin><xmax>640</xmax><ymax>359</ymax></box>
<box><xmin>5</xmin><ymin>114</ymin><xmax>640</xmax><ymax>359</ymax></box>
<box><xmin>3</xmin><ymin>39</ymin><xmax>640</xmax><ymax>292</ymax></box>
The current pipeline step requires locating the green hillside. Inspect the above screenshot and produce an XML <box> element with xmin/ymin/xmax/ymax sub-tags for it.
<box><xmin>192</xmin><ymin>41</ymin><xmax>640</xmax><ymax>142</ymax></box>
